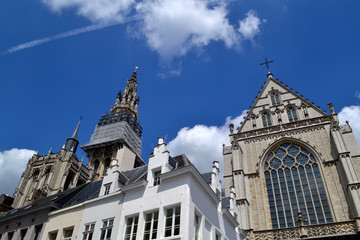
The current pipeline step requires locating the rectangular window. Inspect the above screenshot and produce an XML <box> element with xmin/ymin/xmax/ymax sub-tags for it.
<box><xmin>100</xmin><ymin>219</ymin><xmax>114</xmax><ymax>240</ymax></box>
<box><xmin>153</xmin><ymin>171</ymin><xmax>161</xmax><ymax>186</ymax></box>
<box><xmin>83</xmin><ymin>223</ymin><xmax>95</xmax><ymax>240</ymax></box>
<box><xmin>104</xmin><ymin>184</ymin><xmax>111</xmax><ymax>195</ymax></box>
<box><xmin>49</xmin><ymin>231</ymin><xmax>58</xmax><ymax>240</ymax></box>
<box><xmin>164</xmin><ymin>206</ymin><xmax>181</xmax><ymax>237</ymax></box>
<box><xmin>143</xmin><ymin>211</ymin><xmax>159</xmax><ymax>240</ymax></box>
<box><xmin>215</xmin><ymin>231</ymin><xmax>221</xmax><ymax>240</ymax></box>
<box><xmin>124</xmin><ymin>215</ymin><xmax>139</xmax><ymax>240</ymax></box>
<box><xmin>194</xmin><ymin>212</ymin><xmax>201</xmax><ymax>240</ymax></box>
<box><xmin>63</xmin><ymin>228</ymin><xmax>73</xmax><ymax>240</ymax></box>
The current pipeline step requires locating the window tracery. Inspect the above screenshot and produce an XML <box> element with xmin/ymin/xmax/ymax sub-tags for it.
<box><xmin>270</xmin><ymin>92</ymin><xmax>281</xmax><ymax>106</ymax></box>
<box><xmin>264</xmin><ymin>143</ymin><xmax>332</xmax><ymax>229</ymax></box>
<box><xmin>262</xmin><ymin>111</ymin><xmax>272</xmax><ymax>127</ymax></box>
<box><xmin>287</xmin><ymin>106</ymin><xmax>298</xmax><ymax>122</ymax></box>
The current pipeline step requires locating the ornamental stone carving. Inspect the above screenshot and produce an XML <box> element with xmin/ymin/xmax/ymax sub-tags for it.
<box><xmin>245</xmin><ymin>221</ymin><xmax>357</xmax><ymax>240</ymax></box>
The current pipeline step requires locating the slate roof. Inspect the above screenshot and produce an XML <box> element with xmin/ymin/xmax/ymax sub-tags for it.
<box><xmin>119</xmin><ymin>165</ymin><xmax>148</xmax><ymax>185</ymax></box>
<box><xmin>62</xmin><ymin>180</ymin><xmax>102</xmax><ymax>208</ymax></box>
<box><xmin>0</xmin><ymin>181</ymin><xmax>102</xmax><ymax>221</ymax></box>
<box><xmin>173</xmin><ymin>154</ymin><xmax>191</xmax><ymax>167</ymax></box>
<box><xmin>201</xmin><ymin>172</ymin><xmax>212</xmax><ymax>184</ymax></box>
<box><xmin>221</xmin><ymin>196</ymin><xmax>230</xmax><ymax>209</ymax></box>
<box><xmin>0</xmin><ymin>184</ymin><xmax>88</xmax><ymax>220</ymax></box>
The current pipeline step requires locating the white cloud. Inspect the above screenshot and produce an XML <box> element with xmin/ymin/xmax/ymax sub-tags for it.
<box><xmin>339</xmin><ymin>105</ymin><xmax>360</xmax><ymax>145</ymax></box>
<box><xmin>0</xmin><ymin>149</ymin><xmax>36</xmax><ymax>196</ymax></box>
<box><xmin>42</xmin><ymin>0</ymin><xmax>135</xmax><ymax>23</ymax></box>
<box><xmin>238</xmin><ymin>10</ymin><xmax>261</xmax><ymax>40</ymax></box>
<box><xmin>8</xmin><ymin>1</ymin><xmax>263</xmax><ymax>71</ymax></box>
<box><xmin>135</xmin><ymin>0</ymin><xmax>240</xmax><ymax>62</ymax></box>
<box><xmin>167</xmin><ymin>110</ymin><xmax>247</xmax><ymax>177</ymax></box>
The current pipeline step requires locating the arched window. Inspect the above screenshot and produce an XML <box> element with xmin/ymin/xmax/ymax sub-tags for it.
<box><xmin>264</xmin><ymin>143</ymin><xmax>332</xmax><ymax>229</ymax></box>
<box><xmin>270</xmin><ymin>92</ymin><xmax>281</xmax><ymax>106</ymax></box>
<box><xmin>102</xmin><ymin>158</ymin><xmax>111</xmax><ymax>176</ymax></box>
<box><xmin>94</xmin><ymin>160</ymin><xmax>100</xmax><ymax>172</ymax></box>
<box><xmin>287</xmin><ymin>106</ymin><xmax>298</xmax><ymax>122</ymax></box>
<box><xmin>262</xmin><ymin>111</ymin><xmax>272</xmax><ymax>127</ymax></box>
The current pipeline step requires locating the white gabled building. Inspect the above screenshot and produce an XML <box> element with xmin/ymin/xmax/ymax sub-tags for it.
<box><xmin>75</xmin><ymin>137</ymin><xmax>244</xmax><ymax>240</ymax></box>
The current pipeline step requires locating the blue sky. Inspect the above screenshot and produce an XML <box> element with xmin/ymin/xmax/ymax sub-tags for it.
<box><xmin>1</xmin><ymin>0</ymin><xmax>360</xmax><ymax>195</ymax></box>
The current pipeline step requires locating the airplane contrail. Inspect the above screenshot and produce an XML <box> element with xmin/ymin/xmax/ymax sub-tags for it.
<box><xmin>3</xmin><ymin>21</ymin><xmax>124</xmax><ymax>55</ymax></box>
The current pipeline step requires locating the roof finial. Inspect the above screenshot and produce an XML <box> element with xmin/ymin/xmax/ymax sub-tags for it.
<box><xmin>260</xmin><ymin>57</ymin><xmax>274</xmax><ymax>73</ymax></box>
<box><xmin>134</xmin><ymin>66</ymin><xmax>139</xmax><ymax>72</ymax></box>
<box><xmin>70</xmin><ymin>117</ymin><xmax>82</xmax><ymax>139</ymax></box>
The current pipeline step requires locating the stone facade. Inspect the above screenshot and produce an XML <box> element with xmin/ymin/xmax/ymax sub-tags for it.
<box><xmin>12</xmin><ymin>124</ymin><xmax>92</xmax><ymax>209</ymax></box>
<box><xmin>223</xmin><ymin>72</ymin><xmax>360</xmax><ymax>239</ymax></box>
<box><xmin>11</xmin><ymin>70</ymin><xmax>145</xmax><ymax>208</ymax></box>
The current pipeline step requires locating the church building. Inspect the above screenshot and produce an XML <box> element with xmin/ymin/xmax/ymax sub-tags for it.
<box><xmin>223</xmin><ymin>70</ymin><xmax>360</xmax><ymax>239</ymax></box>
<box><xmin>11</xmin><ymin>69</ymin><xmax>145</xmax><ymax>209</ymax></box>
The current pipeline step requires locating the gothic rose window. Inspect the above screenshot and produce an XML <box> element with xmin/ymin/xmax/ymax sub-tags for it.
<box><xmin>287</xmin><ymin>106</ymin><xmax>298</xmax><ymax>122</ymax></box>
<box><xmin>264</xmin><ymin>143</ymin><xmax>332</xmax><ymax>229</ymax></box>
<box><xmin>262</xmin><ymin>111</ymin><xmax>272</xmax><ymax>127</ymax></box>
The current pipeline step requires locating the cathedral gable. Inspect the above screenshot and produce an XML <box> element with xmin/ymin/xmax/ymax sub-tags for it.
<box><xmin>238</xmin><ymin>74</ymin><xmax>328</xmax><ymax>133</ymax></box>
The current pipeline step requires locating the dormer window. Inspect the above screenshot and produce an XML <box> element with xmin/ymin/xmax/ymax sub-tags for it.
<box><xmin>270</xmin><ymin>92</ymin><xmax>281</xmax><ymax>106</ymax></box>
<box><xmin>104</xmin><ymin>184</ymin><xmax>111</xmax><ymax>195</ymax></box>
<box><xmin>287</xmin><ymin>106</ymin><xmax>298</xmax><ymax>122</ymax></box>
<box><xmin>262</xmin><ymin>111</ymin><xmax>272</xmax><ymax>127</ymax></box>
<box><xmin>153</xmin><ymin>170</ymin><xmax>161</xmax><ymax>186</ymax></box>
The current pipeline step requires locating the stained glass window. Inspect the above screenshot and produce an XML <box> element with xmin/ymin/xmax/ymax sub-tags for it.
<box><xmin>264</xmin><ymin>143</ymin><xmax>332</xmax><ymax>229</ymax></box>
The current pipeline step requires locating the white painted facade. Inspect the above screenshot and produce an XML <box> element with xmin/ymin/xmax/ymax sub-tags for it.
<box><xmin>74</xmin><ymin>137</ymin><xmax>243</xmax><ymax>240</ymax></box>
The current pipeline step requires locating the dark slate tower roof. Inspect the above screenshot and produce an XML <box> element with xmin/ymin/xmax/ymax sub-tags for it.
<box><xmin>64</xmin><ymin>120</ymin><xmax>80</xmax><ymax>152</ymax></box>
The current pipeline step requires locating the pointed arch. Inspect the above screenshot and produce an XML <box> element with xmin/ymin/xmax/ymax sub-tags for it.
<box><xmin>286</xmin><ymin>105</ymin><xmax>299</xmax><ymax>123</ymax></box>
<box><xmin>259</xmin><ymin>138</ymin><xmax>333</xmax><ymax>229</ymax></box>
<box><xmin>269</xmin><ymin>90</ymin><xmax>281</xmax><ymax>106</ymax></box>
<box><xmin>261</xmin><ymin>110</ymin><xmax>272</xmax><ymax>127</ymax></box>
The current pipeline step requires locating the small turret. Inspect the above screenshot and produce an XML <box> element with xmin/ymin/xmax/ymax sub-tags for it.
<box><xmin>64</xmin><ymin>120</ymin><xmax>81</xmax><ymax>153</ymax></box>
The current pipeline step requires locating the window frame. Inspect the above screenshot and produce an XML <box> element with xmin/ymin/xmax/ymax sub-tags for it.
<box><xmin>164</xmin><ymin>205</ymin><xmax>181</xmax><ymax>237</ymax></box>
<box><xmin>143</xmin><ymin>210</ymin><xmax>159</xmax><ymax>240</ymax></box>
<box><xmin>48</xmin><ymin>230</ymin><xmax>58</xmax><ymax>240</ymax></box>
<box><xmin>124</xmin><ymin>215</ymin><xmax>139</xmax><ymax>240</ymax></box>
<box><xmin>261</xmin><ymin>111</ymin><xmax>272</xmax><ymax>128</ymax></box>
<box><xmin>270</xmin><ymin>91</ymin><xmax>281</xmax><ymax>106</ymax></box>
<box><xmin>194</xmin><ymin>211</ymin><xmax>202</xmax><ymax>240</ymax></box>
<box><xmin>153</xmin><ymin>170</ymin><xmax>161</xmax><ymax>186</ymax></box>
<box><xmin>100</xmin><ymin>218</ymin><xmax>114</xmax><ymax>240</ymax></box>
<box><xmin>104</xmin><ymin>183</ymin><xmax>111</xmax><ymax>195</ymax></box>
<box><xmin>63</xmin><ymin>227</ymin><xmax>74</xmax><ymax>240</ymax></box>
<box><xmin>287</xmin><ymin>106</ymin><xmax>298</xmax><ymax>123</ymax></box>
<box><xmin>264</xmin><ymin>143</ymin><xmax>333</xmax><ymax>229</ymax></box>
<box><xmin>82</xmin><ymin>222</ymin><xmax>95</xmax><ymax>240</ymax></box>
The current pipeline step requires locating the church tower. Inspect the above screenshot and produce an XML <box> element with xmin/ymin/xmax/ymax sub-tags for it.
<box><xmin>81</xmin><ymin>69</ymin><xmax>145</xmax><ymax>180</ymax></box>
<box><xmin>12</xmin><ymin>121</ymin><xmax>92</xmax><ymax>208</ymax></box>
<box><xmin>223</xmin><ymin>69</ymin><xmax>360</xmax><ymax>239</ymax></box>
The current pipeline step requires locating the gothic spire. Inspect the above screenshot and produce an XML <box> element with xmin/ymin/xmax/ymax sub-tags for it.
<box><xmin>64</xmin><ymin>120</ymin><xmax>81</xmax><ymax>153</ymax></box>
<box><xmin>110</xmin><ymin>68</ymin><xmax>140</xmax><ymax>120</ymax></box>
